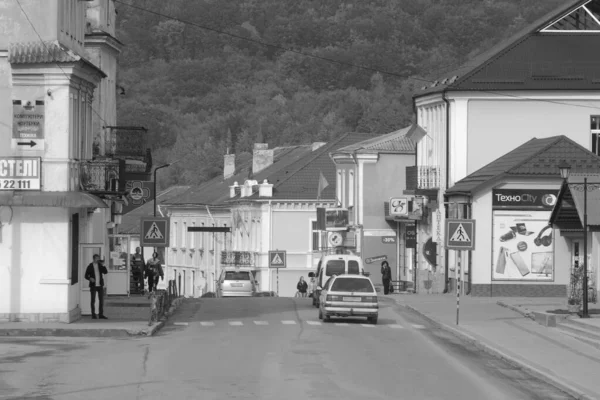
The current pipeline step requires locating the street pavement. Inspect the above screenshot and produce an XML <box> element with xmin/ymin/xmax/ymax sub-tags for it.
<box><xmin>0</xmin><ymin>296</ymin><xmax>575</xmax><ymax>400</ymax></box>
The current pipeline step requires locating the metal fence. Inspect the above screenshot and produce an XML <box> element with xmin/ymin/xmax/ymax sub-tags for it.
<box><xmin>148</xmin><ymin>279</ymin><xmax>179</xmax><ymax>326</ymax></box>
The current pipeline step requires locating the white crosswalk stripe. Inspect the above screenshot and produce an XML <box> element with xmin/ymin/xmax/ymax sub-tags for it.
<box><xmin>305</xmin><ymin>321</ymin><xmax>321</xmax><ymax>326</ymax></box>
<box><xmin>334</xmin><ymin>322</ymin><xmax>349</xmax><ymax>326</ymax></box>
<box><xmin>173</xmin><ymin>322</ymin><xmax>188</xmax><ymax>326</ymax></box>
<box><xmin>229</xmin><ymin>321</ymin><xmax>243</xmax><ymax>326</ymax></box>
<box><xmin>360</xmin><ymin>324</ymin><xmax>375</xmax><ymax>327</ymax></box>
<box><xmin>197</xmin><ymin>320</ymin><xmax>416</xmax><ymax>329</ymax></box>
<box><xmin>281</xmin><ymin>320</ymin><xmax>296</xmax><ymax>325</ymax></box>
<box><xmin>389</xmin><ymin>324</ymin><xmax>404</xmax><ymax>329</ymax></box>
<box><xmin>200</xmin><ymin>321</ymin><xmax>215</xmax><ymax>326</ymax></box>
<box><xmin>412</xmin><ymin>324</ymin><xmax>426</xmax><ymax>329</ymax></box>
<box><xmin>254</xmin><ymin>321</ymin><xmax>268</xmax><ymax>325</ymax></box>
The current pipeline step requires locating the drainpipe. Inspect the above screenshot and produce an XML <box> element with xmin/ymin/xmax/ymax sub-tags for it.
<box><xmin>442</xmin><ymin>90</ymin><xmax>451</xmax><ymax>294</ymax></box>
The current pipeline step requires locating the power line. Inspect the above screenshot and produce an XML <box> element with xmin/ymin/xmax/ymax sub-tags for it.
<box><xmin>15</xmin><ymin>0</ymin><xmax>109</xmax><ymax>127</ymax></box>
<box><xmin>114</xmin><ymin>0</ymin><xmax>416</xmax><ymax>82</ymax></box>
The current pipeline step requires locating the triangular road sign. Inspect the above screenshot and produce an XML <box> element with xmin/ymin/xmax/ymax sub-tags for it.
<box><xmin>145</xmin><ymin>222</ymin><xmax>164</xmax><ymax>240</ymax></box>
<box><xmin>271</xmin><ymin>253</ymin><xmax>284</xmax><ymax>265</ymax></box>
<box><xmin>449</xmin><ymin>223</ymin><xmax>471</xmax><ymax>242</ymax></box>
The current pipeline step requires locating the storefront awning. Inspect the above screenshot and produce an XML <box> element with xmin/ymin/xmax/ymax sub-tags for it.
<box><xmin>550</xmin><ymin>174</ymin><xmax>600</xmax><ymax>231</ymax></box>
<box><xmin>0</xmin><ymin>191</ymin><xmax>108</xmax><ymax>208</ymax></box>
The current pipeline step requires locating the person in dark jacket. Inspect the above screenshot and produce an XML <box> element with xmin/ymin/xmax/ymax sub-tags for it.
<box><xmin>381</xmin><ymin>260</ymin><xmax>392</xmax><ymax>295</ymax></box>
<box><xmin>145</xmin><ymin>252</ymin><xmax>164</xmax><ymax>293</ymax></box>
<box><xmin>296</xmin><ymin>276</ymin><xmax>308</xmax><ymax>297</ymax></box>
<box><xmin>84</xmin><ymin>254</ymin><xmax>108</xmax><ymax>319</ymax></box>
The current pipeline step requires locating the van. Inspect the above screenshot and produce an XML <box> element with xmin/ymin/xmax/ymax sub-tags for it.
<box><xmin>312</xmin><ymin>254</ymin><xmax>364</xmax><ymax>307</ymax></box>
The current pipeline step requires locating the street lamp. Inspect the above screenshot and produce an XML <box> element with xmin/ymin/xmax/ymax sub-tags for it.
<box><xmin>153</xmin><ymin>163</ymin><xmax>173</xmax><ymax>217</ymax></box>
<box><xmin>558</xmin><ymin>160</ymin><xmax>599</xmax><ymax>318</ymax></box>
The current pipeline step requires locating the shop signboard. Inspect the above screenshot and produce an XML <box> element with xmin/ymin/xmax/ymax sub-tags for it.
<box><xmin>12</xmin><ymin>99</ymin><xmax>45</xmax><ymax>151</ymax></box>
<box><xmin>491</xmin><ymin>189</ymin><xmax>557</xmax><ymax>281</ymax></box>
<box><xmin>0</xmin><ymin>156</ymin><xmax>41</xmax><ymax>190</ymax></box>
<box><xmin>122</xmin><ymin>181</ymin><xmax>154</xmax><ymax>215</ymax></box>
<box><xmin>316</xmin><ymin>207</ymin><xmax>349</xmax><ymax>231</ymax></box>
<box><xmin>406</xmin><ymin>224</ymin><xmax>417</xmax><ymax>248</ymax></box>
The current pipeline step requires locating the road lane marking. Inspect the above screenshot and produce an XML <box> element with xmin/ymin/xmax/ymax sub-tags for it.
<box><xmin>229</xmin><ymin>321</ymin><xmax>243</xmax><ymax>326</ymax></box>
<box><xmin>360</xmin><ymin>324</ymin><xmax>375</xmax><ymax>327</ymax></box>
<box><xmin>254</xmin><ymin>321</ymin><xmax>268</xmax><ymax>325</ymax></box>
<box><xmin>389</xmin><ymin>324</ymin><xmax>404</xmax><ymax>329</ymax></box>
<box><xmin>173</xmin><ymin>322</ymin><xmax>188</xmax><ymax>326</ymax></box>
<box><xmin>334</xmin><ymin>323</ymin><xmax>349</xmax><ymax>326</ymax></box>
<box><xmin>281</xmin><ymin>320</ymin><xmax>296</xmax><ymax>325</ymax></box>
<box><xmin>200</xmin><ymin>322</ymin><xmax>215</xmax><ymax>327</ymax></box>
<box><xmin>412</xmin><ymin>324</ymin><xmax>426</xmax><ymax>329</ymax></box>
<box><xmin>306</xmin><ymin>321</ymin><xmax>321</xmax><ymax>325</ymax></box>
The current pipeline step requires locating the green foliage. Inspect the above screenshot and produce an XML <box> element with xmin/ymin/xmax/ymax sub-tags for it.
<box><xmin>115</xmin><ymin>0</ymin><xmax>564</xmax><ymax>189</ymax></box>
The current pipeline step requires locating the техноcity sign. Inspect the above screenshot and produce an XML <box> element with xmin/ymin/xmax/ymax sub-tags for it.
<box><xmin>492</xmin><ymin>189</ymin><xmax>558</xmax><ymax>209</ymax></box>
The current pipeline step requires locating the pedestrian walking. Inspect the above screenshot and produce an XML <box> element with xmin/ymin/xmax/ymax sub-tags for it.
<box><xmin>131</xmin><ymin>247</ymin><xmax>144</xmax><ymax>294</ymax></box>
<box><xmin>308</xmin><ymin>274</ymin><xmax>317</xmax><ymax>298</ymax></box>
<box><xmin>84</xmin><ymin>254</ymin><xmax>108</xmax><ymax>319</ymax></box>
<box><xmin>381</xmin><ymin>260</ymin><xmax>392</xmax><ymax>295</ymax></box>
<box><xmin>296</xmin><ymin>276</ymin><xmax>308</xmax><ymax>298</ymax></box>
<box><xmin>145</xmin><ymin>251</ymin><xmax>164</xmax><ymax>293</ymax></box>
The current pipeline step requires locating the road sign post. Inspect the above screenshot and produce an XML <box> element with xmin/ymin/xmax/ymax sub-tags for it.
<box><xmin>446</xmin><ymin>219</ymin><xmax>476</xmax><ymax>326</ymax></box>
<box><xmin>269</xmin><ymin>250</ymin><xmax>286</xmax><ymax>296</ymax></box>
<box><xmin>140</xmin><ymin>217</ymin><xmax>170</xmax><ymax>248</ymax></box>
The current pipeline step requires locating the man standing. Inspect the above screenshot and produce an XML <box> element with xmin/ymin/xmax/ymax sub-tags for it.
<box><xmin>131</xmin><ymin>247</ymin><xmax>144</xmax><ymax>294</ymax></box>
<box><xmin>85</xmin><ymin>254</ymin><xmax>108</xmax><ymax>319</ymax></box>
<box><xmin>381</xmin><ymin>260</ymin><xmax>392</xmax><ymax>295</ymax></box>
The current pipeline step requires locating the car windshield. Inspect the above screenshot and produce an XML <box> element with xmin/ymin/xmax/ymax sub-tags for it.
<box><xmin>331</xmin><ymin>278</ymin><xmax>374</xmax><ymax>293</ymax></box>
<box><xmin>325</xmin><ymin>260</ymin><xmax>345</xmax><ymax>276</ymax></box>
<box><xmin>224</xmin><ymin>271</ymin><xmax>250</xmax><ymax>281</ymax></box>
<box><xmin>348</xmin><ymin>261</ymin><xmax>360</xmax><ymax>274</ymax></box>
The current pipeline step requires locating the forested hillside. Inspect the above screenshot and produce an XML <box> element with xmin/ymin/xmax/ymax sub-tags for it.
<box><xmin>115</xmin><ymin>0</ymin><xmax>563</xmax><ymax>189</ymax></box>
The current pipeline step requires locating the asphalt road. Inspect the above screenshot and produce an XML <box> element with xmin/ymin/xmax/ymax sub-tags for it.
<box><xmin>0</xmin><ymin>296</ymin><xmax>574</xmax><ymax>400</ymax></box>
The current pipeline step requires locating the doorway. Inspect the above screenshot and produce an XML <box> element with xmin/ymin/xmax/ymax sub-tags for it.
<box><xmin>79</xmin><ymin>243</ymin><xmax>103</xmax><ymax>315</ymax></box>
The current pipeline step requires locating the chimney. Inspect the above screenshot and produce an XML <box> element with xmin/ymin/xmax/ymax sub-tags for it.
<box><xmin>252</xmin><ymin>143</ymin><xmax>274</xmax><ymax>175</ymax></box>
<box><xmin>258</xmin><ymin>179</ymin><xmax>273</xmax><ymax>197</ymax></box>
<box><xmin>229</xmin><ymin>181</ymin><xmax>240</xmax><ymax>198</ymax></box>
<box><xmin>312</xmin><ymin>142</ymin><xmax>326</xmax><ymax>151</ymax></box>
<box><xmin>224</xmin><ymin>153</ymin><xmax>235</xmax><ymax>179</ymax></box>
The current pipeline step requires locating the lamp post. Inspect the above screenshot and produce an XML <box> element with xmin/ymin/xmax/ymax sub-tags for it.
<box><xmin>153</xmin><ymin>163</ymin><xmax>172</xmax><ymax>217</ymax></box>
<box><xmin>558</xmin><ymin>160</ymin><xmax>598</xmax><ymax>318</ymax></box>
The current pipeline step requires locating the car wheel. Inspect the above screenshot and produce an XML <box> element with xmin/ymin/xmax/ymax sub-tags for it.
<box><xmin>368</xmin><ymin>316</ymin><xmax>378</xmax><ymax>325</ymax></box>
<box><xmin>323</xmin><ymin>314</ymin><xmax>331</xmax><ymax>322</ymax></box>
<box><xmin>318</xmin><ymin>308</ymin><xmax>323</xmax><ymax>320</ymax></box>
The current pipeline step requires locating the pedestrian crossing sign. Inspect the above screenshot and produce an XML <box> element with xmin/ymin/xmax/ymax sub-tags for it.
<box><xmin>140</xmin><ymin>217</ymin><xmax>170</xmax><ymax>247</ymax></box>
<box><xmin>446</xmin><ymin>219</ymin><xmax>476</xmax><ymax>250</ymax></box>
<box><xmin>269</xmin><ymin>250</ymin><xmax>287</xmax><ymax>268</ymax></box>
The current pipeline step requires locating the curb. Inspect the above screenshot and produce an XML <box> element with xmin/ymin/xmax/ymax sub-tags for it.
<box><xmin>496</xmin><ymin>300</ymin><xmax>534</xmax><ymax>320</ymax></box>
<box><xmin>142</xmin><ymin>297</ymin><xmax>186</xmax><ymax>337</ymax></box>
<box><xmin>402</xmin><ymin>304</ymin><xmax>596</xmax><ymax>400</ymax></box>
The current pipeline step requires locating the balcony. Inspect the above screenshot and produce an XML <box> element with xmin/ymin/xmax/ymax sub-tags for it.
<box><xmin>406</xmin><ymin>165</ymin><xmax>441</xmax><ymax>191</ymax></box>
<box><xmin>80</xmin><ymin>159</ymin><xmax>125</xmax><ymax>194</ymax></box>
<box><xmin>220</xmin><ymin>251</ymin><xmax>258</xmax><ymax>267</ymax></box>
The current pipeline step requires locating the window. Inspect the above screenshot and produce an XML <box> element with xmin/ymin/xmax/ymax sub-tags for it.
<box><xmin>592</xmin><ymin>116</ymin><xmax>600</xmax><ymax>155</ymax></box>
<box><xmin>331</xmin><ymin>278</ymin><xmax>374</xmax><ymax>293</ymax></box>
<box><xmin>311</xmin><ymin>220</ymin><xmax>328</xmax><ymax>252</ymax></box>
<box><xmin>182</xmin><ymin>222</ymin><xmax>187</xmax><ymax>248</ymax></box>
<box><xmin>348</xmin><ymin>261</ymin><xmax>360</xmax><ymax>275</ymax></box>
<box><xmin>190</xmin><ymin>222</ymin><xmax>195</xmax><ymax>248</ymax></box>
<box><xmin>325</xmin><ymin>260</ymin><xmax>345</xmax><ymax>276</ymax></box>
<box><xmin>224</xmin><ymin>271</ymin><xmax>250</xmax><ymax>281</ymax></box>
<box><xmin>172</xmin><ymin>222</ymin><xmax>178</xmax><ymax>247</ymax></box>
<box><xmin>348</xmin><ymin>170</ymin><xmax>354</xmax><ymax>207</ymax></box>
<box><xmin>336</xmin><ymin>170</ymin><xmax>342</xmax><ymax>204</ymax></box>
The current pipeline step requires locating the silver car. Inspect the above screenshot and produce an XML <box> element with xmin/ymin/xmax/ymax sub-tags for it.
<box><xmin>318</xmin><ymin>275</ymin><xmax>378</xmax><ymax>324</ymax></box>
<box><xmin>217</xmin><ymin>268</ymin><xmax>257</xmax><ymax>297</ymax></box>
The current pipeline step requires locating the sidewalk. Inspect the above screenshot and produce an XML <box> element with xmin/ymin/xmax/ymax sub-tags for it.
<box><xmin>0</xmin><ymin>296</ymin><xmax>185</xmax><ymax>338</ymax></box>
<box><xmin>390</xmin><ymin>293</ymin><xmax>600</xmax><ymax>400</ymax></box>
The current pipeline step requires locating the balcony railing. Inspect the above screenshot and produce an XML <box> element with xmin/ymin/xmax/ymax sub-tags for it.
<box><xmin>220</xmin><ymin>251</ymin><xmax>258</xmax><ymax>267</ymax></box>
<box><xmin>80</xmin><ymin>159</ymin><xmax>125</xmax><ymax>193</ymax></box>
<box><xmin>406</xmin><ymin>165</ymin><xmax>441</xmax><ymax>191</ymax></box>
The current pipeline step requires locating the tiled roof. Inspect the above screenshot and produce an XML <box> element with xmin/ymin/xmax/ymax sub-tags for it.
<box><xmin>415</xmin><ymin>0</ymin><xmax>591</xmax><ymax>96</ymax></box>
<box><xmin>118</xmin><ymin>185</ymin><xmax>191</xmax><ymax>234</ymax></box>
<box><xmin>446</xmin><ymin>135</ymin><xmax>600</xmax><ymax>195</ymax></box>
<box><xmin>165</xmin><ymin>145</ymin><xmax>314</xmax><ymax>205</ymax></box>
<box><xmin>8</xmin><ymin>41</ymin><xmax>107</xmax><ymax>77</ymax></box>
<box><xmin>264</xmin><ymin>133</ymin><xmax>372</xmax><ymax>200</ymax></box>
<box><xmin>333</xmin><ymin>124</ymin><xmax>418</xmax><ymax>154</ymax></box>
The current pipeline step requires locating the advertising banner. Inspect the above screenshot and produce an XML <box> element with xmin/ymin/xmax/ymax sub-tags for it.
<box><xmin>492</xmin><ymin>189</ymin><xmax>558</xmax><ymax>209</ymax></box>
<box><xmin>0</xmin><ymin>157</ymin><xmax>41</xmax><ymax>190</ymax></box>
<box><xmin>492</xmin><ymin>210</ymin><xmax>554</xmax><ymax>281</ymax></box>
<box><xmin>122</xmin><ymin>181</ymin><xmax>154</xmax><ymax>215</ymax></box>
